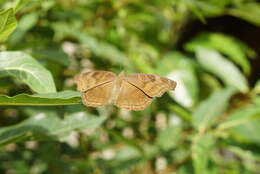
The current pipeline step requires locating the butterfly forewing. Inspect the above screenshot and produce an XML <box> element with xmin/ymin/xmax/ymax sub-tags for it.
<box><xmin>82</xmin><ymin>81</ymin><xmax>113</xmax><ymax>107</ymax></box>
<box><xmin>126</xmin><ymin>74</ymin><xmax>176</xmax><ymax>97</ymax></box>
<box><xmin>115</xmin><ymin>80</ymin><xmax>152</xmax><ymax>111</ymax></box>
<box><xmin>75</xmin><ymin>71</ymin><xmax>116</xmax><ymax>92</ymax></box>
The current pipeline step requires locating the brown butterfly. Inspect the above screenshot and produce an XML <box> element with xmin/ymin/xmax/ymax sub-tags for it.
<box><xmin>74</xmin><ymin>71</ymin><xmax>176</xmax><ymax>111</ymax></box>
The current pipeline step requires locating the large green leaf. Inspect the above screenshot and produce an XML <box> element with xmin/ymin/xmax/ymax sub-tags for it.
<box><xmin>157</xmin><ymin>52</ymin><xmax>199</xmax><ymax>108</ymax></box>
<box><xmin>192</xmin><ymin>133</ymin><xmax>215</xmax><ymax>174</ymax></box>
<box><xmin>0</xmin><ymin>90</ymin><xmax>81</xmax><ymax>106</ymax></box>
<box><xmin>196</xmin><ymin>49</ymin><xmax>248</xmax><ymax>92</ymax></box>
<box><xmin>0</xmin><ymin>51</ymin><xmax>56</xmax><ymax>93</ymax></box>
<box><xmin>0</xmin><ymin>8</ymin><xmax>17</xmax><ymax>42</ymax></box>
<box><xmin>0</xmin><ymin>111</ymin><xmax>106</xmax><ymax>146</ymax></box>
<box><xmin>193</xmin><ymin>88</ymin><xmax>236</xmax><ymax>132</ymax></box>
<box><xmin>185</xmin><ymin>33</ymin><xmax>252</xmax><ymax>74</ymax></box>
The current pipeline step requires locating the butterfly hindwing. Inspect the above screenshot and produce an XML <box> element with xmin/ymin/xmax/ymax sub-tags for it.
<box><xmin>115</xmin><ymin>80</ymin><xmax>152</xmax><ymax>111</ymax></box>
<box><xmin>126</xmin><ymin>74</ymin><xmax>176</xmax><ymax>97</ymax></box>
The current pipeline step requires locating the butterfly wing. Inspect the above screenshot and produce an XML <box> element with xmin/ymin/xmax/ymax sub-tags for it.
<box><xmin>126</xmin><ymin>74</ymin><xmax>176</xmax><ymax>97</ymax></box>
<box><xmin>115</xmin><ymin>80</ymin><xmax>152</xmax><ymax>111</ymax></box>
<box><xmin>82</xmin><ymin>81</ymin><xmax>114</xmax><ymax>107</ymax></box>
<box><xmin>74</xmin><ymin>71</ymin><xmax>116</xmax><ymax>92</ymax></box>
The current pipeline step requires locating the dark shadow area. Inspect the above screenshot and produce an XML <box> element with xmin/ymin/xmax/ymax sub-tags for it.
<box><xmin>178</xmin><ymin>15</ymin><xmax>260</xmax><ymax>86</ymax></box>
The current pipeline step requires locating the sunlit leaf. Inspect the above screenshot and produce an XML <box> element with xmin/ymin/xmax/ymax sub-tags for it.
<box><xmin>193</xmin><ymin>0</ymin><xmax>224</xmax><ymax>17</ymax></box>
<box><xmin>0</xmin><ymin>51</ymin><xmax>56</xmax><ymax>93</ymax></box>
<box><xmin>196</xmin><ymin>49</ymin><xmax>248</xmax><ymax>92</ymax></box>
<box><xmin>0</xmin><ymin>8</ymin><xmax>17</xmax><ymax>42</ymax></box>
<box><xmin>157</xmin><ymin>52</ymin><xmax>199</xmax><ymax>108</ymax></box>
<box><xmin>0</xmin><ymin>111</ymin><xmax>106</xmax><ymax>146</ymax></box>
<box><xmin>0</xmin><ymin>90</ymin><xmax>81</xmax><ymax>106</ymax></box>
<box><xmin>193</xmin><ymin>87</ymin><xmax>236</xmax><ymax>132</ymax></box>
<box><xmin>13</xmin><ymin>0</ymin><xmax>32</xmax><ymax>13</ymax></box>
<box><xmin>228</xmin><ymin>2</ymin><xmax>260</xmax><ymax>26</ymax></box>
<box><xmin>185</xmin><ymin>32</ymin><xmax>252</xmax><ymax>74</ymax></box>
<box><xmin>182</xmin><ymin>0</ymin><xmax>206</xmax><ymax>23</ymax></box>
<box><xmin>253</xmin><ymin>80</ymin><xmax>260</xmax><ymax>94</ymax></box>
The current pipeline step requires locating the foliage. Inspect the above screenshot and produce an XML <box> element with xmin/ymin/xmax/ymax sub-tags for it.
<box><xmin>0</xmin><ymin>0</ymin><xmax>260</xmax><ymax>173</ymax></box>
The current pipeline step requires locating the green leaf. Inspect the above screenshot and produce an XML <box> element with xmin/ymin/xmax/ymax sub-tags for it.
<box><xmin>169</xmin><ymin>104</ymin><xmax>192</xmax><ymax>122</ymax></box>
<box><xmin>192</xmin><ymin>134</ymin><xmax>215</xmax><ymax>174</ymax></box>
<box><xmin>74</xmin><ymin>32</ymin><xmax>132</xmax><ymax>69</ymax></box>
<box><xmin>8</xmin><ymin>12</ymin><xmax>38</xmax><ymax>45</ymax></box>
<box><xmin>113</xmin><ymin>146</ymin><xmax>140</xmax><ymax>161</ymax></box>
<box><xmin>0</xmin><ymin>8</ymin><xmax>17</xmax><ymax>42</ymax></box>
<box><xmin>0</xmin><ymin>111</ymin><xmax>106</xmax><ymax>146</ymax></box>
<box><xmin>218</xmin><ymin>104</ymin><xmax>260</xmax><ymax>130</ymax></box>
<box><xmin>157</xmin><ymin>125</ymin><xmax>181</xmax><ymax>150</ymax></box>
<box><xmin>227</xmin><ymin>146</ymin><xmax>260</xmax><ymax>173</ymax></box>
<box><xmin>182</xmin><ymin>0</ymin><xmax>206</xmax><ymax>23</ymax></box>
<box><xmin>193</xmin><ymin>88</ymin><xmax>236</xmax><ymax>132</ymax></box>
<box><xmin>105</xmin><ymin>128</ymin><xmax>145</xmax><ymax>156</ymax></box>
<box><xmin>129</xmin><ymin>53</ymin><xmax>154</xmax><ymax>74</ymax></box>
<box><xmin>193</xmin><ymin>0</ymin><xmax>225</xmax><ymax>17</ymax></box>
<box><xmin>0</xmin><ymin>90</ymin><xmax>81</xmax><ymax>106</ymax></box>
<box><xmin>253</xmin><ymin>80</ymin><xmax>260</xmax><ymax>94</ymax></box>
<box><xmin>196</xmin><ymin>49</ymin><xmax>248</xmax><ymax>92</ymax></box>
<box><xmin>13</xmin><ymin>0</ymin><xmax>32</xmax><ymax>13</ymax></box>
<box><xmin>0</xmin><ymin>51</ymin><xmax>56</xmax><ymax>93</ymax></box>
<box><xmin>157</xmin><ymin>52</ymin><xmax>199</xmax><ymax>108</ymax></box>
<box><xmin>185</xmin><ymin>32</ymin><xmax>251</xmax><ymax>74</ymax></box>
<box><xmin>31</xmin><ymin>49</ymin><xmax>70</xmax><ymax>66</ymax></box>
<box><xmin>228</xmin><ymin>119</ymin><xmax>260</xmax><ymax>144</ymax></box>
<box><xmin>228</xmin><ymin>2</ymin><xmax>260</xmax><ymax>27</ymax></box>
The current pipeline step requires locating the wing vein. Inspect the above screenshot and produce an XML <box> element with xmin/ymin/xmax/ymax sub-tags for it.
<box><xmin>83</xmin><ymin>80</ymin><xmax>114</xmax><ymax>93</ymax></box>
<box><xmin>125</xmin><ymin>80</ymin><xmax>152</xmax><ymax>99</ymax></box>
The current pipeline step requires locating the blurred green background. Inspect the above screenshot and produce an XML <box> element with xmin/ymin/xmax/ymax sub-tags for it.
<box><xmin>0</xmin><ymin>0</ymin><xmax>260</xmax><ymax>173</ymax></box>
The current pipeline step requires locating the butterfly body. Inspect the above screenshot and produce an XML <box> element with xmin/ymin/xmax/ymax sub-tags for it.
<box><xmin>109</xmin><ymin>71</ymin><xmax>125</xmax><ymax>104</ymax></box>
<box><xmin>75</xmin><ymin>71</ymin><xmax>176</xmax><ymax>111</ymax></box>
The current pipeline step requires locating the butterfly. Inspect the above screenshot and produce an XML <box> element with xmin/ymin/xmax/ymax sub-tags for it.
<box><xmin>74</xmin><ymin>71</ymin><xmax>176</xmax><ymax>111</ymax></box>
